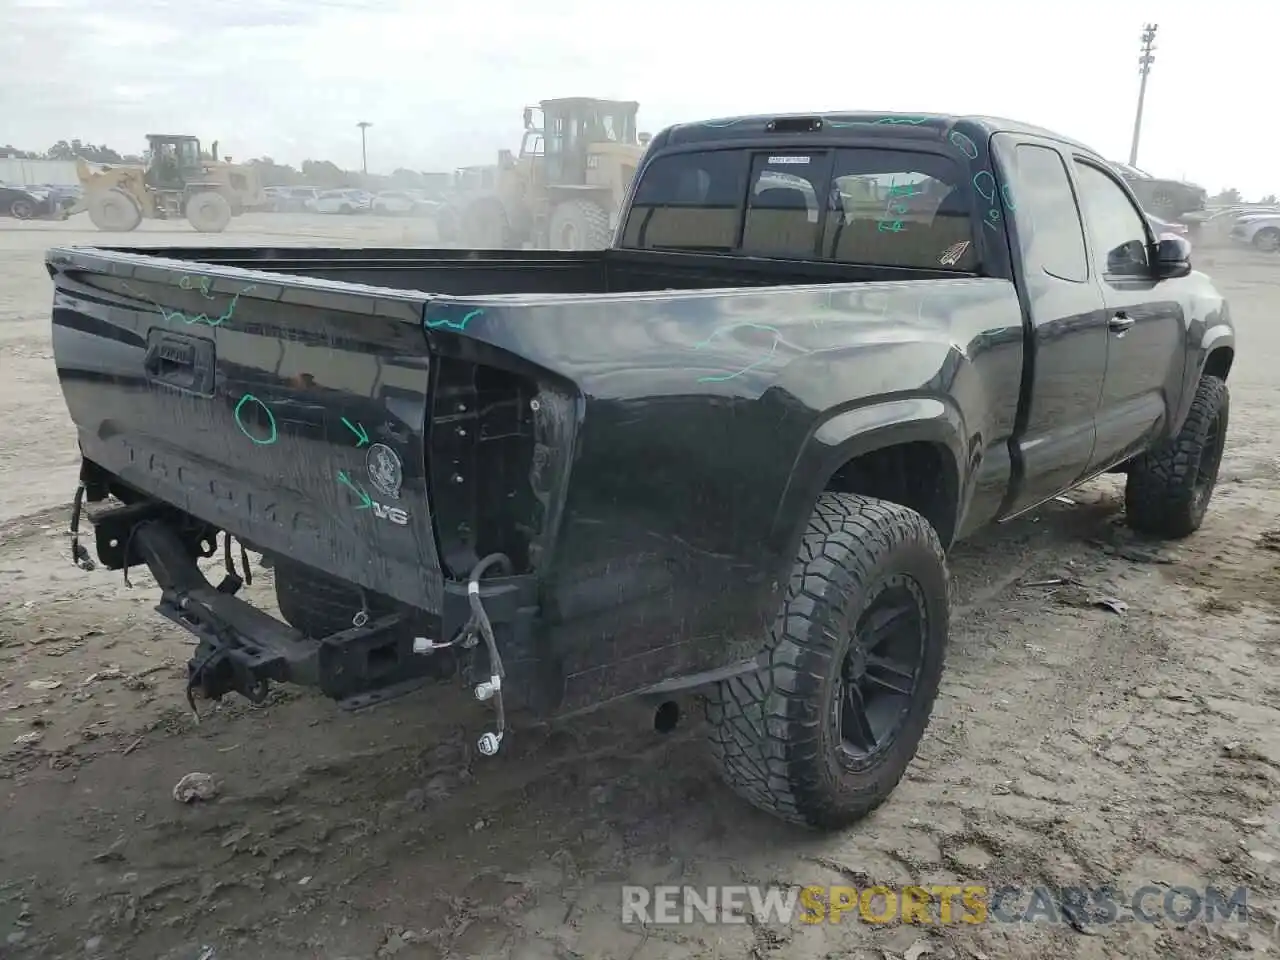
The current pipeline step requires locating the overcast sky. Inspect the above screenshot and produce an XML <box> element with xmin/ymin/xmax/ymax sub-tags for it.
<box><xmin>0</xmin><ymin>0</ymin><xmax>1272</xmax><ymax>197</ymax></box>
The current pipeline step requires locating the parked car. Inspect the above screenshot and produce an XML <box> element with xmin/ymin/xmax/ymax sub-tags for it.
<box><xmin>1109</xmin><ymin>161</ymin><xmax>1207</xmax><ymax>220</ymax></box>
<box><xmin>0</xmin><ymin>183</ymin><xmax>67</xmax><ymax>220</ymax></box>
<box><xmin>46</xmin><ymin>109</ymin><xmax>1232</xmax><ymax>830</ymax></box>
<box><xmin>306</xmin><ymin>189</ymin><xmax>372</xmax><ymax>214</ymax></box>
<box><xmin>34</xmin><ymin>183</ymin><xmax>82</xmax><ymax>212</ymax></box>
<box><xmin>263</xmin><ymin>186</ymin><xmax>322</xmax><ymax>213</ymax></box>
<box><xmin>1147</xmin><ymin>213</ymin><xmax>1189</xmax><ymax>241</ymax></box>
<box><xmin>371</xmin><ymin>191</ymin><xmax>423</xmax><ymax>215</ymax></box>
<box><xmin>1228</xmin><ymin>212</ymin><xmax>1280</xmax><ymax>252</ymax></box>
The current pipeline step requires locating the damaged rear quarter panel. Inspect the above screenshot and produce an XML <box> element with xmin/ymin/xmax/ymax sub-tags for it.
<box><xmin>421</xmin><ymin>276</ymin><xmax>1021</xmax><ymax>710</ymax></box>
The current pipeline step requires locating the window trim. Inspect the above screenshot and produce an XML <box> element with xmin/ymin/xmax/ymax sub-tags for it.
<box><xmin>623</xmin><ymin>143</ymin><xmax>981</xmax><ymax>271</ymax></box>
<box><xmin>1010</xmin><ymin>141</ymin><xmax>1090</xmax><ymax>285</ymax></box>
<box><xmin>1070</xmin><ymin>156</ymin><xmax>1157</xmax><ymax>280</ymax></box>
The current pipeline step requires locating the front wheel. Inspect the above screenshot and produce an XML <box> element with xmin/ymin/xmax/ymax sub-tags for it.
<box><xmin>10</xmin><ymin>198</ymin><xmax>35</xmax><ymax>219</ymax></box>
<box><xmin>706</xmin><ymin>493</ymin><xmax>950</xmax><ymax>829</ymax></box>
<box><xmin>1125</xmin><ymin>375</ymin><xmax>1229</xmax><ymax>538</ymax></box>
<box><xmin>185</xmin><ymin>192</ymin><xmax>232</xmax><ymax>233</ymax></box>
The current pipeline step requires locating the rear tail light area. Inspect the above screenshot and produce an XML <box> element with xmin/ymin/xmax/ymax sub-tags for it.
<box><xmin>426</xmin><ymin>356</ymin><xmax>577</xmax><ymax>580</ymax></box>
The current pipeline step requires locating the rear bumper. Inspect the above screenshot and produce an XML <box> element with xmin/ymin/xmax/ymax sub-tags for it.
<box><xmin>84</xmin><ymin>493</ymin><xmax>541</xmax><ymax>712</ymax></box>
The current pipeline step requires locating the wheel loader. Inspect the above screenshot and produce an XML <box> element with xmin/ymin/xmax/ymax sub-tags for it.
<box><xmin>69</xmin><ymin>134</ymin><xmax>263</xmax><ymax>233</ymax></box>
<box><xmin>455</xmin><ymin>98</ymin><xmax>650</xmax><ymax>250</ymax></box>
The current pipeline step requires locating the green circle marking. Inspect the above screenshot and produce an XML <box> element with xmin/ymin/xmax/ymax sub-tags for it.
<box><xmin>233</xmin><ymin>394</ymin><xmax>278</xmax><ymax>445</ymax></box>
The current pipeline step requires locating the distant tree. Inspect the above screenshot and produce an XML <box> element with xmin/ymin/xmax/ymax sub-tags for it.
<box><xmin>1262</xmin><ymin>194</ymin><xmax>1278</xmax><ymax>205</ymax></box>
<box><xmin>45</xmin><ymin>139</ymin><xmax>125</xmax><ymax>163</ymax></box>
<box><xmin>301</xmin><ymin>158</ymin><xmax>354</xmax><ymax>188</ymax></box>
<box><xmin>249</xmin><ymin>157</ymin><xmax>304</xmax><ymax>187</ymax></box>
<box><xmin>0</xmin><ymin>144</ymin><xmax>39</xmax><ymax>158</ymax></box>
<box><xmin>1211</xmin><ymin>187</ymin><xmax>1242</xmax><ymax>205</ymax></box>
<box><xmin>389</xmin><ymin>167</ymin><xmax>425</xmax><ymax>188</ymax></box>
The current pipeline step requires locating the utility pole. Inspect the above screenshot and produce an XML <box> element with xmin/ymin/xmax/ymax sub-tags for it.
<box><xmin>357</xmin><ymin>121</ymin><xmax>372</xmax><ymax>176</ymax></box>
<box><xmin>1128</xmin><ymin>23</ymin><xmax>1158</xmax><ymax>166</ymax></box>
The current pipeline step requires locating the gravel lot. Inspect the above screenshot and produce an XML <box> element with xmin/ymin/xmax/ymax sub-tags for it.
<box><xmin>1</xmin><ymin>213</ymin><xmax>1279</xmax><ymax>960</ymax></box>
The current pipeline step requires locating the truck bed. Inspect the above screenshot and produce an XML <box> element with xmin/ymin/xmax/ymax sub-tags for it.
<box><xmin>49</xmin><ymin>244</ymin><xmax>1024</xmax><ymax>711</ymax></box>
<box><xmin>79</xmin><ymin>244</ymin><xmax>966</xmax><ymax>294</ymax></box>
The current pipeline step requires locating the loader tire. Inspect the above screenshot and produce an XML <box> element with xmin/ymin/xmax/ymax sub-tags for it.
<box><xmin>87</xmin><ymin>189</ymin><xmax>142</xmax><ymax>232</ymax></box>
<box><xmin>186</xmin><ymin>191</ymin><xmax>232</xmax><ymax>233</ymax></box>
<box><xmin>461</xmin><ymin>200</ymin><xmax>510</xmax><ymax>248</ymax></box>
<box><xmin>706</xmin><ymin>493</ymin><xmax>950</xmax><ymax>830</ymax></box>
<box><xmin>1124</xmin><ymin>375</ymin><xmax>1229</xmax><ymax>538</ymax></box>
<box><xmin>273</xmin><ymin>561</ymin><xmax>397</xmax><ymax>639</ymax></box>
<box><xmin>547</xmin><ymin>199</ymin><xmax>611</xmax><ymax>250</ymax></box>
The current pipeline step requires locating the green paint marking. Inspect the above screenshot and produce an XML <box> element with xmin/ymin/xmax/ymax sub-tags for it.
<box><xmin>693</xmin><ymin>322</ymin><xmax>783</xmax><ymax>384</ymax></box>
<box><xmin>341</xmin><ymin>417</ymin><xmax>370</xmax><ymax>447</ymax></box>
<box><xmin>233</xmin><ymin>394</ymin><xmax>278</xmax><ymax>445</ymax></box>
<box><xmin>159</xmin><ymin>283</ymin><xmax>256</xmax><ymax>328</ymax></box>
<box><xmin>424</xmin><ymin>308</ymin><xmax>484</xmax><ymax>333</ymax></box>
<box><xmin>336</xmin><ymin>470</ymin><xmax>373</xmax><ymax>510</ymax></box>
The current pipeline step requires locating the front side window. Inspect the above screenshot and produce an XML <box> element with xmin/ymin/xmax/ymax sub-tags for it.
<box><xmin>1073</xmin><ymin>160</ymin><xmax>1151</xmax><ymax>277</ymax></box>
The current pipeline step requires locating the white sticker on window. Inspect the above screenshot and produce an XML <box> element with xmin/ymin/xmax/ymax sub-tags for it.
<box><xmin>768</xmin><ymin>156</ymin><xmax>810</xmax><ymax>164</ymax></box>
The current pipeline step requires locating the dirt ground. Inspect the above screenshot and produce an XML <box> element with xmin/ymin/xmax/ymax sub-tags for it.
<box><xmin>2</xmin><ymin>214</ymin><xmax>1279</xmax><ymax>960</ymax></box>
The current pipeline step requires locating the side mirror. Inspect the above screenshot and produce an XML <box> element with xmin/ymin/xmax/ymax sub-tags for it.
<box><xmin>1153</xmin><ymin>235</ymin><xmax>1192</xmax><ymax>279</ymax></box>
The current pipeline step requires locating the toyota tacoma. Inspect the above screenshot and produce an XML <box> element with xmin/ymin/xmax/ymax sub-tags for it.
<box><xmin>47</xmin><ymin>111</ymin><xmax>1234</xmax><ymax>829</ymax></box>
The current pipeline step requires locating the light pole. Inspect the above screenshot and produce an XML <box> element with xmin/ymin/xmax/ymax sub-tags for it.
<box><xmin>1128</xmin><ymin>23</ymin><xmax>1158</xmax><ymax>166</ymax></box>
<box><xmin>357</xmin><ymin>121</ymin><xmax>372</xmax><ymax>176</ymax></box>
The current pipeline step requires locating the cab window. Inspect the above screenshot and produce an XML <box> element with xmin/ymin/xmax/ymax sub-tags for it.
<box><xmin>1073</xmin><ymin>160</ymin><xmax>1152</xmax><ymax>277</ymax></box>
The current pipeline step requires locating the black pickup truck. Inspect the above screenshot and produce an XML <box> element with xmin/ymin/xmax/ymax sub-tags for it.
<box><xmin>48</xmin><ymin>111</ymin><xmax>1234</xmax><ymax>829</ymax></box>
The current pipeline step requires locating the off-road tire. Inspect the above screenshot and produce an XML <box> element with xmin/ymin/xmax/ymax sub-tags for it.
<box><xmin>87</xmin><ymin>188</ymin><xmax>143</xmax><ymax>231</ymax></box>
<box><xmin>461</xmin><ymin>200</ymin><xmax>511</xmax><ymax>248</ymax></box>
<box><xmin>273</xmin><ymin>561</ymin><xmax>397</xmax><ymax>639</ymax></box>
<box><xmin>706</xmin><ymin>493</ymin><xmax>950</xmax><ymax>829</ymax></box>
<box><xmin>1125</xmin><ymin>375</ymin><xmax>1229</xmax><ymax>538</ymax></box>
<box><xmin>547</xmin><ymin>199</ymin><xmax>612</xmax><ymax>250</ymax></box>
<box><xmin>185</xmin><ymin>191</ymin><xmax>232</xmax><ymax>233</ymax></box>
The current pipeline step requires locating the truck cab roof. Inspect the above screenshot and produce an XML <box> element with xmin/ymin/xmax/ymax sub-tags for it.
<box><xmin>656</xmin><ymin>111</ymin><xmax>1100</xmax><ymax>158</ymax></box>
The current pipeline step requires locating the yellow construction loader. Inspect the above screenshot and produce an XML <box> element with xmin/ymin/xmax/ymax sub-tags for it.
<box><xmin>70</xmin><ymin>134</ymin><xmax>264</xmax><ymax>233</ymax></box>
<box><xmin>455</xmin><ymin>98</ymin><xmax>650</xmax><ymax>250</ymax></box>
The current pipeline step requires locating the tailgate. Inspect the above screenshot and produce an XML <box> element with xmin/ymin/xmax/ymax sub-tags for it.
<box><xmin>49</xmin><ymin>249</ymin><xmax>445</xmax><ymax>612</ymax></box>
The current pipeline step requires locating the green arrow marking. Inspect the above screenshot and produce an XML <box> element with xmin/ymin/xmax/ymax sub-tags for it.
<box><xmin>336</xmin><ymin>470</ymin><xmax>373</xmax><ymax>509</ymax></box>
<box><xmin>340</xmin><ymin>417</ymin><xmax>369</xmax><ymax>447</ymax></box>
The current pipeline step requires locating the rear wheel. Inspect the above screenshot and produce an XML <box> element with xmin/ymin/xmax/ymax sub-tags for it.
<box><xmin>1125</xmin><ymin>375</ymin><xmax>1229</xmax><ymax>538</ymax></box>
<box><xmin>547</xmin><ymin>199</ymin><xmax>612</xmax><ymax>250</ymax></box>
<box><xmin>185</xmin><ymin>192</ymin><xmax>232</xmax><ymax>233</ymax></box>
<box><xmin>706</xmin><ymin>493</ymin><xmax>949</xmax><ymax>829</ymax></box>
<box><xmin>436</xmin><ymin>208</ymin><xmax>458</xmax><ymax>243</ymax></box>
<box><xmin>87</xmin><ymin>189</ymin><xmax>143</xmax><ymax>231</ymax></box>
<box><xmin>1253</xmin><ymin>228</ymin><xmax>1280</xmax><ymax>253</ymax></box>
<box><xmin>461</xmin><ymin>200</ymin><xmax>510</xmax><ymax>248</ymax></box>
<box><xmin>9</xmin><ymin>198</ymin><xmax>35</xmax><ymax>219</ymax></box>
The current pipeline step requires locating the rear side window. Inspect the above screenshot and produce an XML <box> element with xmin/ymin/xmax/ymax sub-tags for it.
<box><xmin>621</xmin><ymin>146</ymin><xmax>977</xmax><ymax>270</ymax></box>
<box><xmin>620</xmin><ymin>150</ymin><xmax>749</xmax><ymax>251</ymax></box>
<box><xmin>1008</xmin><ymin>144</ymin><xmax>1088</xmax><ymax>282</ymax></box>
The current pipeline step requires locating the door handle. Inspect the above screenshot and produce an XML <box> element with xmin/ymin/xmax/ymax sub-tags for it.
<box><xmin>1108</xmin><ymin>313</ymin><xmax>1135</xmax><ymax>332</ymax></box>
